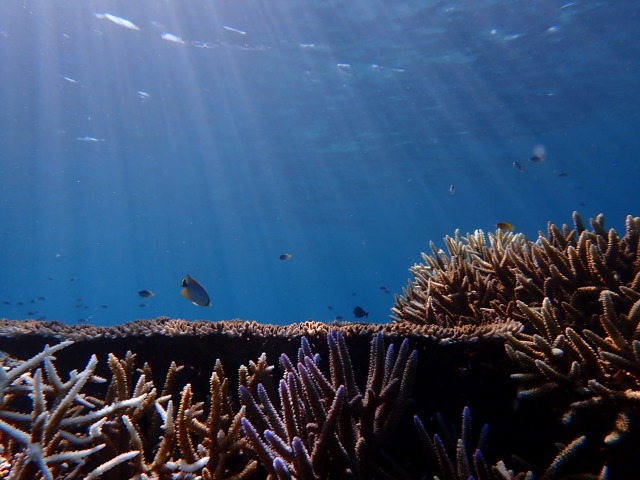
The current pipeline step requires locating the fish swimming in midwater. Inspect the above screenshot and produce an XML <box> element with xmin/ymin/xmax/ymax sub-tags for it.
<box><xmin>181</xmin><ymin>274</ymin><xmax>211</xmax><ymax>307</ymax></box>
<box><xmin>513</xmin><ymin>161</ymin><xmax>525</xmax><ymax>173</ymax></box>
<box><xmin>279</xmin><ymin>253</ymin><xmax>292</xmax><ymax>261</ymax></box>
<box><xmin>449</xmin><ymin>184</ymin><xmax>455</xmax><ymax>195</ymax></box>
<box><xmin>138</xmin><ymin>290</ymin><xmax>155</xmax><ymax>298</ymax></box>
<box><xmin>223</xmin><ymin>25</ymin><xmax>247</xmax><ymax>35</ymax></box>
<box><xmin>161</xmin><ymin>32</ymin><xmax>186</xmax><ymax>44</ymax></box>
<box><xmin>94</xmin><ymin>13</ymin><xmax>140</xmax><ymax>31</ymax></box>
<box><xmin>353</xmin><ymin>306</ymin><xmax>369</xmax><ymax>319</ymax></box>
<box><xmin>496</xmin><ymin>222</ymin><xmax>516</xmax><ymax>232</ymax></box>
<box><xmin>529</xmin><ymin>144</ymin><xmax>546</xmax><ymax>162</ymax></box>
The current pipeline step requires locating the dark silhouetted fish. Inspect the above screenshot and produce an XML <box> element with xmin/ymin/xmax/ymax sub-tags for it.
<box><xmin>513</xmin><ymin>161</ymin><xmax>525</xmax><ymax>173</ymax></box>
<box><xmin>279</xmin><ymin>253</ymin><xmax>292</xmax><ymax>261</ymax></box>
<box><xmin>181</xmin><ymin>274</ymin><xmax>211</xmax><ymax>307</ymax></box>
<box><xmin>353</xmin><ymin>306</ymin><xmax>369</xmax><ymax>319</ymax></box>
<box><xmin>138</xmin><ymin>290</ymin><xmax>155</xmax><ymax>298</ymax></box>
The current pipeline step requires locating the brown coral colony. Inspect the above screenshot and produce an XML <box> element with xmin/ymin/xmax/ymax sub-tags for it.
<box><xmin>1</xmin><ymin>211</ymin><xmax>639</xmax><ymax>478</ymax></box>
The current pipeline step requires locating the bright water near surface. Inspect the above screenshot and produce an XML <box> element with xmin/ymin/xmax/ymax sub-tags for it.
<box><xmin>0</xmin><ymin>1</ymin><xmax>638</xmax><ymax>326</ymax></box>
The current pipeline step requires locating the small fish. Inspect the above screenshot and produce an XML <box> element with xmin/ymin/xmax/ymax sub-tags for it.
<box><xmin>2</xmin><ymin>301</ymin><xmax>10</xmax><ymax>305</ymax></box>
<box><xmin>449</xmin><ymin>184</ymin><xmax>455</xmax><ymax>195</ymax></box>
<box><xmin>181</xmin><ymin>274</ymin><xmax>211</xmax><ymax>307</ymax></box>
<box><xmin>61</xmin><ymin>75</ymin><xmax>79</xmax><ymax>84</ymax></box>
<box><xmin>138</xmin><ymin>303</ymin><xmax>147</xmax><ymax>307</ymax></box>
<box><xmin>137</xmin><ymin>91</ymin><xmax>151</xmax><ymax>100</ymax></box>
<box><xmin>100</xmin><ymin>304</ymin><xmax>108</xmax><ymax>308</ymax></box>
<box><xmin>496</xmin><ymin>222</ymin><xmax>516</xmax><ymax>232</ymax></box>
<box><xmin>529</xmin><ymin>144</ymin><xmax>545</xmax><ymax>162</ymax></box>
<box><xmin>353</xmin><ymin>306</ymin><xmax>369</xmax><ymax>319</ymax></box>
<box><xmin>328</xmin><ymin>305</ymin><xmax>334</xmax><ymax>310</ymax></box>
<box><xmin>77</xmin><ymin>136</ymin><xmax>106</xmax><ymax>142</ymax></box>
<box><xmin>161</xmin><ymin>32</ymin><xmax>186</xmax><ymax>44</ymax></box>
<box><xmin>138</xmin><ymin>290</ymin><xmax>155</xmax><ymax>298</ymax></box>
<box><xmin>279</xmin><ymin>253</ymin><xmax>292</xmax><ymax>261</ymax></box>
<box><xmin>513</xmin><ymin>161</ymin><xmax>525</xmax><ymax>173</ymax></box>
<box><xmin>223</xmin><ymin>25</ymin><xmax>247</xmax><ymax>35</ymax></box>
<box><xmin>94</xmin><ymin>13</ymin><xmax>140</xmax><ymax>31</ymax></box>
<box><xmin>191</xmin><ymin>40</ymin><xmax>217</xmax><ymax>49</ymax></box>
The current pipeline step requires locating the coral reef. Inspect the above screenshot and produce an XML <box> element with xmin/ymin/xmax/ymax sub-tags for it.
<box><xmin>392</xmin><ymin>212</ymin><xmax>640</xmax><ymax>476</ymax></box>
<box><xmin>0</xmin><ymin>322</ymin><xmax>510</xmax><ymax>479</ymax></box>
<box><xmin>2</xmin><ymin>212</ymin><xmax>639</xmax><ymax>478</ymax></box>
<box><xmin>391</xmin><ymin>228</ymin><xmax>527</xmax><ymax>330</ymax></box>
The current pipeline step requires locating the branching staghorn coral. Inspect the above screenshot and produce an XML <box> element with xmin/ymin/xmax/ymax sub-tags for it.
<box><xmin>391</xmin><ymin>228</ymin><xmax>527</xmax><ymax>330</ymax></box>
<box><xmin>391</xmin><ymin>212</ymin><xmax>639</xmax><ymax>475</ymax></box>
<box><xmin>0</xmin><ymin>343</ymin><xmax>255</xmax><ymax>480</ymax></box>
<box><xmin>413</xmin><ymin>406</ymin><xmax>609</xmax><ymax>480</ymax></box>
<box><xmin>0</xmin><ymin>341</ymin><xmax>151</xmax><ymax>480</ymax></box>
<box><xmin>413</xmin><ymin>406</ymin><xmax>533</xmax><ymax>480</ymax></box>
<box><xmin>392</xmin><ymin>213</ymin><xmax>640</xmax><ymax>340</ymax></box>
<box><xmin>0</xmin><ymin>331</ymin><xmax>419</xmax><ymax>479</ymax></box>
<box><xmin>239</xmin><ymin>330</ymin><xmax>418</xmax><ymax>479</ymax></box>
<box><xmin>505</xmin><ymin>289</ymin><xmax>640</xmax><ymax>474</ymax></box>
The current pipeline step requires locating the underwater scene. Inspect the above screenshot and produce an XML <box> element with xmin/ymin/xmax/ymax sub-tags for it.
<box><xmin>1</xmin><ymin>0</ymin><xmax>640</xmax><ymax>478</ymax></box>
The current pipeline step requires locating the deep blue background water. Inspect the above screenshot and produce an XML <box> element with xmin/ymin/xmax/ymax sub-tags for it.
<box><xmin>1</xmin><ymin>0</ymin><xmax>638</xmax><ymax>326</ymax></box>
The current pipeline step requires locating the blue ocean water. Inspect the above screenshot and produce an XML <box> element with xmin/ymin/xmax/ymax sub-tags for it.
<box><xmin>0</xmin><ymin>0</ymin><xmax>638</xmax><ymax>326</ymax></box>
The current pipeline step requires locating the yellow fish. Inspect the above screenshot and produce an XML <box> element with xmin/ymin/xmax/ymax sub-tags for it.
<box><xmin>496</xmin><ymin>222</ymin><xmax>516</xmax><ymax>232</ymax></box>
<box><xmin>180</xmin><ymin>274</ymin><xmax>211</xmax><ymax>307</ymax></box>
